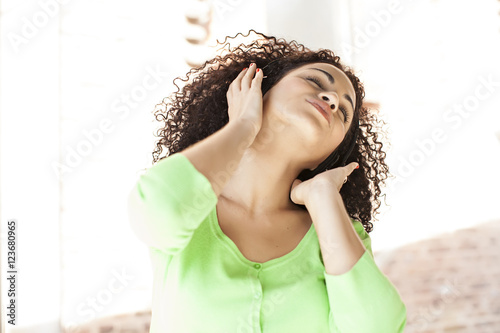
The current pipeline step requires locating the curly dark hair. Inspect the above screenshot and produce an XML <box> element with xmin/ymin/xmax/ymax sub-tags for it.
<box><xmin>151</xmin><ymin>30</ymin><xmax>390</xmax><ymax>233</ymax></box>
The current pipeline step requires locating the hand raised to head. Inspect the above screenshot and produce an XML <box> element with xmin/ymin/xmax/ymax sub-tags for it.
<box><xmin>290</xmin><ymin>162</ymin><xmax>359</xmax><ymax>207</ymax></box>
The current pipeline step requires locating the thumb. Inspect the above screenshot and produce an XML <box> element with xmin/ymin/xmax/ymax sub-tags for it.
<box><xmin>347</xmin><ymin>162</ymin><xmax>359</xmax><ymax>176</ymax></box>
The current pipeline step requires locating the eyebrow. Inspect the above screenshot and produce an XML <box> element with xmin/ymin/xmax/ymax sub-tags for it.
<box><xmin>309</xmin><ymin>68</ymin><xmax>355</xmax><ymax>112</ymax></box>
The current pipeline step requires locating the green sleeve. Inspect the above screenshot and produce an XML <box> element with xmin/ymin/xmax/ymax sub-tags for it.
<box><xmin>127</xmin><ymin>153</ymin><xmax>218</xmax><ymax>255</ymax></box>
<box><xmin>325</xmin><ymin>220</ymin><xmax>407</xmax><ymax>333</ymax></box>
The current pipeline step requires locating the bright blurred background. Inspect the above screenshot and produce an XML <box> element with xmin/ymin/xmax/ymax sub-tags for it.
<box><xmin>1</xmin><ymin>0</ymin><xmax>499</xmax><ymax>332</ymax></box>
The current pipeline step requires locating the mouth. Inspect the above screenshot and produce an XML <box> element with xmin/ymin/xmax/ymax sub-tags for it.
<box><xmin>307</xmin><ymin>100</ymin><xmax>330</xmax><ymax>124</ymax></box>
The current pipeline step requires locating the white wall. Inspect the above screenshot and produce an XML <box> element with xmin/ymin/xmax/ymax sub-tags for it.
<box><xmin>1</xmin><ymin>0</ymin><xmax>60</xmax><ymax>331</ymax></box>
<box><xmin>346</xmin><ymin>0</ymin><xmax>500</xmax><ymax>250</ymax></box>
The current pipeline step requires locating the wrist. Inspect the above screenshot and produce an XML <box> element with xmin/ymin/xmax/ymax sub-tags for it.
<box><xmin>305</xmin><ymin>184</ymin><xmax>342</xmax><ymax>211</ymax></box>
<box><xmin>225</xmin><ymin>119</ymin><xmax>258</xmax><ymax>149</ymax></box>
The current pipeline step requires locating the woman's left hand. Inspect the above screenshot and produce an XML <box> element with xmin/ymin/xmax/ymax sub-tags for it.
<box><xmin>290</xmin><ymin>162</ymin><xmax>359</xmax><ymax>207</ymax></box>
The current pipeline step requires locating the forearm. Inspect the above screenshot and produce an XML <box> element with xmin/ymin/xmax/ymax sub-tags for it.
<box><xmin>180</xmin><ymin>120</ymin><xmax>256</xmax><ymax>198</ymax></box>
<box><xmin>306</xmin><ymin>188</ymin><xmax>366</xmax><ymax>276</ymax></box>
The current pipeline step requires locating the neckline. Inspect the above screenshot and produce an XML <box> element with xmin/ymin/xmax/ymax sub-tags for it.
<box><xmin>209</xmin><ymin>204</ymin><xmax>315</xmax><ymax>268</ymax></box>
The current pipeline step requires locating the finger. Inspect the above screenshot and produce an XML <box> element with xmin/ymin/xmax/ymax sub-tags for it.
<box><xmin>345</xmin><ymin>162</ymin><xmax>359</xmax><ymax>178</ymax></box>
<box><xmin>231</xmin><ymin>67</ymin><xmax>248</xmax><ymax>91</ymax></box>
<box><xmin>241</xmin><ymin>63</ymin><xmax>256</xmax><ymax>89</ymax></box>
<box><xmin>251</xmin><ymin>68</ymin><xmax>264</xmax><ymax>89</ymax></box>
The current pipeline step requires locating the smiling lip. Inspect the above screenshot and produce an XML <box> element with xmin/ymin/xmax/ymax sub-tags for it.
<box><xmin>307</xmin><ymin>99</ymin><xmax>330</xmax><ymax>124</ymax></box>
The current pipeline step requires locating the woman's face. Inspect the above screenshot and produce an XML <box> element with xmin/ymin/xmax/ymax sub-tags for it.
<box><xmin>262</xmin><ymin>62</ymin><xmax>356</xmax><ymax>169</ymax></box>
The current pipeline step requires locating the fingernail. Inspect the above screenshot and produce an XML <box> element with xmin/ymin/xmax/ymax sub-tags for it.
<box><xmin>355</xmin><ymin>164</ymin><xmax>359</xmax><ymax>169</ymax></box>
<box><xmin>242</xmin><ymin>67</ymin><xmax>247</xmax><ymax>71</ymax></box>
<box><xmin>256</xmin><ymin>68</ymin><xmax>260</xmax><ymax>72</ymax></box>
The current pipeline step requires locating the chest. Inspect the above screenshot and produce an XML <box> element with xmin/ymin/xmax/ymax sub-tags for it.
<box><xmin>215</xmin><ymin>201</ymin><xmax>312</xmax><ymax>263</ymax></box>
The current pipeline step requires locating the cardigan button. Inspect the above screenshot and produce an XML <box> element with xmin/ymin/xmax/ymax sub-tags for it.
<box><xmin>253</xmin><ymin>263</ymin><xmax>261</xmax><ymax>269</ymax></box>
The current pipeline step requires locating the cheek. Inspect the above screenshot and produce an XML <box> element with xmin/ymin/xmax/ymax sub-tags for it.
<box><xmin>262</xmin><ymin>79</ymin><xmax>315</xmax><ymax>116</ymax></box>
<box><xmin>325</xmin><ymin>126</ymin><xmax>347</xmax><ymax>150</ymax></box>
<box><xmin>269</xmin><ymin>79</ymin><xmax>305</xmax><ymax>97</ymax></box>
<box><xmin>263</xmin><ymin>85</ymin><xmax>295</xmax><ymax>111</ymax></box>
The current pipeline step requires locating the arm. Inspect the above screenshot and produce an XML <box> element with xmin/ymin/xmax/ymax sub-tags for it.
<box><xmin>127</xmin><ymin>152</ymin><xmax>216</xmax><ymax>255</ymax></box>
<box><xmin>127</xmin><ymin>121</ymin><xmax>256</xmax><ymax>255</ymax></box>
<box><xmin>181</xmin><ymin>63</ymin><xmax>264</xmax><ymax>197</ymax></box>
<box><xmin>180</xmin><ymin>119</ymin><xmax>257</xmax><ymax>197</ymax></box>
<box><xmin>307</xmin><ymin>189</ymin><xmax>407</xmax><ymax>333</ymax></box>
<box><xmin>127</xmin><ymin>64</ymin><xmax>263</xmax><ymax>255</ymax></box>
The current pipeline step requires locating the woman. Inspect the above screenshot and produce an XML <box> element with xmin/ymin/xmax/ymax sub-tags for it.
<box><xmin>128</xmin><ymin>30</ymin><xmax>407</xmax><ymax>332</ymax></box>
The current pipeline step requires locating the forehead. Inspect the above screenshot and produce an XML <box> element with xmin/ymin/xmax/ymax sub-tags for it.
<box><xmin>291</xmin><ymin>62</ymin><xmax>356</xmax><ymax>97</ymax></box>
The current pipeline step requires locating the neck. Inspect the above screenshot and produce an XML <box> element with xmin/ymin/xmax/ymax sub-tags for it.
<box><xmin>219</xmin><ymin>135</ymin><xmax>310</xmax><ymax>217</ymax></box>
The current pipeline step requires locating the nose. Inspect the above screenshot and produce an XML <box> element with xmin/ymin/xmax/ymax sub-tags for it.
<box><xmin>319</xmin><ymin>91</ymin><xmax>339</xmax><ymax>111</ymax></box>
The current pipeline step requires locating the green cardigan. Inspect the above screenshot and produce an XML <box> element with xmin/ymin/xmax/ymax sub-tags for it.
<box><xmin>127</xmin><ymin>152</ymin><xmax>407</xmax><ymax>332</ymax></box>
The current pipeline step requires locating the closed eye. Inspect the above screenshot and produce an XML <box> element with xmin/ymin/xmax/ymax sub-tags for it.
<box><xmin>339</xmin><ymin>106</ymin><xmax>350</xmax><ymax>123</ymax></box>
<box><xmin>305</xmin><ymin>76</ymin><xmax>350</xmax><ymax>124</ymax></box>
<box><xmin>306</xmin><ymin>76</ymin><xmax>323</xmax><ymax>89</ymax></box>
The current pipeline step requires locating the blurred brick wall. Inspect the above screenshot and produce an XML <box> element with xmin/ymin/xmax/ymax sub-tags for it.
<box><xmin>70</xmin><ymin>219</ymin><xmax>500</xmax><ymax>333</ymax></box>
<box><xmin>378</xmin><ymin>219</ymin><xmax>500</xmax><ymax>333</ymax></box>
<box><xmin>64</xmin><ymin>311</ymin><xmax>150</xmax><ymax>333</ymax></box>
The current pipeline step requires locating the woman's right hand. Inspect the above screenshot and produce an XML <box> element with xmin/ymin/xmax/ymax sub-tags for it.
<box><xmin>226</xmin><ymin>63</ymin><xmax>264</xmax><ymax>138</ymax></box>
